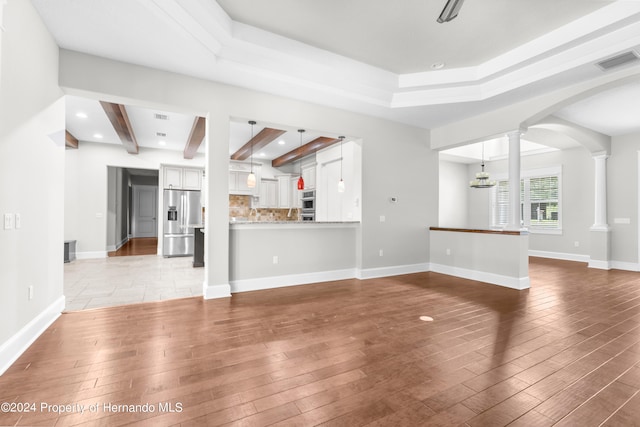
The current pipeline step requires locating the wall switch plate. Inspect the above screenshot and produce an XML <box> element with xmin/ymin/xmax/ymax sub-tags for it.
<box><xmin>379</xmin><ymin>215</ymin><xmax>385</xmax><ymax>222</ymax></box>
<box><xmin>379</xmin><ymin>249</ymin><xmax>383</xmax><ymax>257</ymax></box>
<box><xmin>273</xmin><ymin>255</ymin><xmax>279</xmax><ymax>264</ymax></box>
<box><xmin>28</xmin><ymin>285</ymin><xmax>33</xmax><ymax>300</ymax></box>
<box><xmin>446</xmin><ymin>248</ymin><xmax>451</xmax><ymax>255</ymax></box>
<box><xmin>15</xmin><ymin>213</ymin><xmax>21</xmax><ymax>229</ymax></box>
<box><xmin>4</xmin><ymin>213</ymin><xmax>13</xmax><ymax>230</ymax></box>
<box><xmin>574</xmin><ymin>241</ymin><xmax>580</xmax><ymax>247</ymax></box>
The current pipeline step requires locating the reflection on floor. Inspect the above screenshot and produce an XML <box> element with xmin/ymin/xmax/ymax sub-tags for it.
<box><xmin>64</xmin><ymin>255</ymin><xmax>203</xmax><ymax>311</ymax></box>
<box><xmin>108</xmin><ymin>237</ymin><xmax>158</xmax><ymax>257</ymax></box>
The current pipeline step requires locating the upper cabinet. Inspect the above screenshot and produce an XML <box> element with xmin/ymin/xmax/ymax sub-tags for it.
<box><xmin>163</xmin><ymin>166</ymin><xmax>203</xmax><ymax>190</ymax></box>
<box><xmin>301</xmin><ymin>165</ymin><xmax>316</xmax><ymax>190</ymax></box>
<box><xmin>229</xmin><ymin>161</ymin><xmax>260</xmax><ymax>195</ymax></box>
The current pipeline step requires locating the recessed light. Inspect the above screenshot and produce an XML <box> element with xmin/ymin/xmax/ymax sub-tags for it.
<box><xmin>259</xmin><ymin>152</ymin><xmax>266</xmax><ymax>157</ymax></box>
<box><xmin>75</xmin><ymin>112</ymin><xmax>88</xmax><ymax>119</ymax></box>
<box><xmin>419</xmin><ymin>316</ymin><xmax>434</xmax><ymax>322</ymax></box>
<box><xmin>431</xmin><ymin>62</ymin><xmax>445</xmax><ymax>70</ymax></box>
<box><xmin>93</xmin><ymin>133</ymin><xmax>103</xmax><ymax>139</ymax></box>
<box><xmin>158</xmin><ymin>140</ymin><xmax>166</xmax><ymax>146</ymax></box>
<box><xmin>278</xmin><ymin>140</ymin><xmax>285</xmax><ymax>145</ymax></box>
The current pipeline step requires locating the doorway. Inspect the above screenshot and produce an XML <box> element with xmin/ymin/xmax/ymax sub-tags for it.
<box><xmin>107</xmin><ymin>167</ymin><xmax>159</xmax><ymax>257</ymax></box>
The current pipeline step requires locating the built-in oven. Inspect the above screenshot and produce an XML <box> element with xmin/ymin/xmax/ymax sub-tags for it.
<box><xmin>301</xmin><ymin>190</ymin><xmax>315</xmax><ymax>221</ymax></box>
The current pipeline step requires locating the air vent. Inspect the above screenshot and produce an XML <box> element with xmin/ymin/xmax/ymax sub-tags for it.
<box><xmin>597</xmin><ymin>51</ymin><xmax>639</xmax><ymax>71</ymax></box>
<box><xmin>154</xmin><ymin>113</ymin><xmax>169</xmax><ymax>121</ymax></box>
<box><xmin>156</xmin><ymin>132</ymin><xmax>167</xmax><ymax>137</ymax></box>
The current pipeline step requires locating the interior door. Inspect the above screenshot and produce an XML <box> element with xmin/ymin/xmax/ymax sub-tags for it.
<box><xmin>132</xmin><ymin>185</ymin><xmax>158</xmax><ymax>238</ymax></box>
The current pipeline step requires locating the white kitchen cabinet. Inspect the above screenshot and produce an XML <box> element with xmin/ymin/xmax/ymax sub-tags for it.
<box><xmin>229</xmin><ymin>162</ymin><xmax>260</xmax><ymax>195</ymax></box>
<box><xmin>163</xmin><ymin>166</ymin><xmax>203</xmax><ymax>190</ymax></box>
<box><xmin>301</xmin><ymin>165</ymin><xmax>316</xmax><ymax>190</ymax></box>
<box><xmin>291</xmin><ymin>176</ymin><xmax>301</xmax><ymax>209</ymax></box>
<box><xmin>163</xmin><ymin>166</ymin><xmax>183</xmax><ymax>189</ymax></box>
<box><xmin>182</xmin><ymin>168</ymin><xmax>202</xmax><ymax>190</ymax></box>
<box><xmin>259</xmin><ymin>179</ymin><xmax>278</xmax><ymax>208</ymax></box>
<box><xmin>277</xmin><ymin>175</ymin><xmax>291</xmax><ymax>208</ymax></box>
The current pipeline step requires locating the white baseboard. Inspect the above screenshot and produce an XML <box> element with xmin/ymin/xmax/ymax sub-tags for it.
<box><xmin>356</xmin><ymin>263</ymin><xmax>430</xmax><ymax>280</ymax></box>
<box><xmin>430</xmin><ymin>263</ymin><xmax>530</xmax><ymax>290</ymax></box>
<box><xmin>230</xmin><ymin>268</ymin><xmax>357</xmax><ymax>293</ymax></box>
<box><xmin>609</xmin><ymin>260</ymin><xmax>640</xmax><ymax>271</ymax></box>
<box><xmin>76</xmin><ymin>251</ymin><xmax>107</xmax><ymax>260</ymax></box>
<box><xmin>202</xmin><ymin>282</ymin><xmax>231</xmax><ymax>299</ymax></box>
<box><xmin>588</xmin><ymin>259</ymin><xmax>612</xmax><ymax>270</ymax></box>
<box><xmin>108</xmin><ymin>237</ymin><xmax>129</xmax><ymax>253</ymax></box>
<box><xmin>529</xmin><ymin>250</ymin><xmax>589</xmax><ymax>263</ymax></box>
<box><xmin>0</xmin><ymin>295</ymin><xmax>65</xmax><ymax>376</ymax></box>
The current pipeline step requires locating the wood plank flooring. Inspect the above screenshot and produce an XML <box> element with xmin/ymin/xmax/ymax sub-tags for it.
<box><xmin>108</xmin><ymin>238</ymin><xmax>158</xmax><ymax>257</ymax></box>
<box><xmin>2</xmin><ymin>257</ymin><xmax>640</xmax><ymax>426</ymax></box>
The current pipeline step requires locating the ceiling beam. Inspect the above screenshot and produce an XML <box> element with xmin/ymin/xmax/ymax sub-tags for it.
<box><xmin>231</xmin><ymin>127</ymin><xmax>287</xmax><ymax>161</ymax></box>
<box><xmin>99</xmin><ymin>101</ymin><xmax>139</xmax><ymax>154</ymax></box>
<box><xmin>184</xmin><ymin>116</ymin><xmax>206</xmax><ymax>159</ymax></box>
<box><xmin>271</xmin><ymin>137</ymin><xmax>340</xmax><ymax>168</ymax></box>
<box><xmin>65</xmin><ymin>130</ymin><xmax>78</xmax><ymax>149</ymax></box>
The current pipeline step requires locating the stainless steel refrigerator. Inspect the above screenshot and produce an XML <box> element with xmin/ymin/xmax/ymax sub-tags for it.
<box><xmin>163</xmin><ymin>189</ymin><xmax>202</xmax><ymax>257</ymax></box>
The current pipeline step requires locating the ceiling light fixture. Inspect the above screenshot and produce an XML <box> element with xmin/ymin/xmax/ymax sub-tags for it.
<box><xmin>470</xmin><ymin>142</ymin><xmax>496</xmax><ymax>188</ymax></box>
<box><xmin>297</xmin><ymin>129</ymin><xmax>305</xmax><ymax>190</ymax></box>
<box><xmin>93</xmin><ymin>133</ymin><xmax>103</xmax><ymax>139</ymax></box>
<box><xmin>158</xmin><ymin>140</ymin><xmax>166</xmax><ymax>146</ymax></box>
<box><xmin>431</xmin><ymin>62</ymin><xmax>445</xmax><ymax>70</ymax></box>
<box><xmin>338</xmin><ymin>136</ymin><xmax>345</xmax><ymax>193</ymax></box>
<box><xmin>75</xmin><ymin>112</ymin><xmax>88</xmax><ymax>119</ymax></box>
<box><xmin>437</xmin><ymin>0</ymin><xmax>466</xmax><ymax>23</ymax></box>
<box><xmin>278</xmin><ymin>140</ymin><xmax>285</xmax><ymax>145</ymax></box>
<box><xmin>247</xmin><ymin>120</ymin><xmax>257</xmax><ymax>188</ymax></box>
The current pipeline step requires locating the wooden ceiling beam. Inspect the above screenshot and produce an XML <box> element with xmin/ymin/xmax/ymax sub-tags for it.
<box><xmin>184</xmin><ymin>116</ymin><xmax>206</xmax><ymax>159</ymax></box>
<box><xmin>271</xmin><ymin>137</ymin><xmax>340</xmax><ymax>168</ymax></box>
<box><xmin>65</xmin><ymin>130</ymin><xmax>78</xmax><ymax>149</ymax></box>
<box><xmin>99</xmin><ymin>101</ymin><xmax>139</xmax><ymax>154</ymax></box>
<box><xmin>231</xmin><ymin>127</ymin><xmax>287</xmax><ymax>161</ymax></box>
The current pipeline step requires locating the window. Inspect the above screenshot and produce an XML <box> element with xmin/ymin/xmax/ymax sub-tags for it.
<box><xmin>491</xmin><ymin>166</ymin><xmax>561</xmax><ymax>233</ymax></box>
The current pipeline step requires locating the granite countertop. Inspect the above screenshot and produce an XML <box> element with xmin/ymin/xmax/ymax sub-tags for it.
<box><xmin>229</xmin><ymin>220</ymin><xmax>360</xmax><ymax>225</ymax></box>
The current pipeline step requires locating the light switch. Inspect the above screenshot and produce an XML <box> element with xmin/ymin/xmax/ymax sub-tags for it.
<box><xmin>4</xmin><ymin>213</ymin><xmax>13</xmax><ymax>230</ymax></box>
<box><xmin>380</xmin><ymin>215</ymin><xmax>386</xmax><ymax>222</ymax></box>
<box><xmin>15</xmin><ymin>213</ymin><xmax>21</xmax><ymax>229</ymax></box>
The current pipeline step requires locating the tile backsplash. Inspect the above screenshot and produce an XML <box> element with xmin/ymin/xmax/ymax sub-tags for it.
<box><xmin>229</xmin><ymin>195</ymin><xmax>300</xmax><ymax>221</ymax></box>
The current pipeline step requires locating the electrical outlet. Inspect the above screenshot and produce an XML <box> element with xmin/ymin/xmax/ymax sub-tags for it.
<box><xmin>574</xmin><ymin>241</ymin><xmax>580</xmax><ymax>248</ymax></box>
<box><xmin>28</xmin><ymin>285</ymin><xmax>33</xmax><ymax>300</ymax></box>
<box><xmin>446</xmin><ymin>248</ymin><xmax>451</xmax><ymax>255</ymax></box>
<box><xmin>4</xmin><ymin>213</ymin><xmax>13</xmax><ymax>230</ymax></box>
<box><xmin>380</xmin><ymin>215</ymin><xmax>385</xmax><ymax>222</ymax></box>
<box><xmin>273</xmin><ymin>255</ymin><xmax>279</xmax><ymax>264</ymax></box>
<box><xmin>379</xmin><ymin>249</ymin><xmax>383</xmax><ymax>257</ymax></box>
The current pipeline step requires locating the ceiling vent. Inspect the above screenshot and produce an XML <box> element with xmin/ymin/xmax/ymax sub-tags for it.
<box><xmin>156</xmin><ymin>132</ymin><xmax>166</xmax><ymax>137</ymax></box>
<box><xmin>597</xmin><ymin>51</ymin><xmax>640</xmax><ymax>71</ymax></box>
<box><xmin>154</xmin><ymin>113</ymin><xmax>169</xmax><ymax>121</ymax></box>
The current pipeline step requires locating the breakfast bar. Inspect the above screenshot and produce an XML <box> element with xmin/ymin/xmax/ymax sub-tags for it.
<box><xmin>429</xmin><ymin>227</ymin><xmax>530</xmax><ymax>290</ymax></box>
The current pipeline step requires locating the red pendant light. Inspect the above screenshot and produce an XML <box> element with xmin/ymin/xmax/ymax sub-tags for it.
<box><xmin>297</xmin><ymin>129</ymin><xmax>305</xmax><ymax>190</ymax></box>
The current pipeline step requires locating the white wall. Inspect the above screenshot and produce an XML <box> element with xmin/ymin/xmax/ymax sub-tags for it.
<box><xmin>65</xmin><ymin>141</ymin><xmax>204</xmax><ymax>257</ymax></box>
<box><xmin>0</xmin><ymin>0</ymin><xmax>65</xmax><ymax>371</ymax></box>
<box><xmin>464</xmin><ymin>146</ymin><xmax>594</xmax><ymax>258</ymax></box>
<box><xmin>438</xmin><ymin>160</ymin><xmax>469</xmax><ymax>228</ymax></box>
<box><xmin>609</xmin><ymin>132</ymin><xmax>640</xmax><ymax>265</ymax></box>
<box><xmin>58</xmin><ymin>50</ymin><xmax>436</xmax><ymax>293</ymax></box>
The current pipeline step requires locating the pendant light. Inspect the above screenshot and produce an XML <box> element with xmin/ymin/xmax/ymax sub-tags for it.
<box><xmin>247</xmin><ymin>120</ymin><xmax>256</xmax><ymax>188</ymax></box>
<box><xmin>337</xmin><ymin>136</ymin><xmax>345</xmax><ymax>193</ymax></box>
<box><xmin>469</xmin><ymin>142</ymin><xmax>496</xmax><ymax>188</ymax></box>
<box><xmin>297</xmin><ymin>129</ymin><xmax>305</xmax><ymax>190</ymax></box>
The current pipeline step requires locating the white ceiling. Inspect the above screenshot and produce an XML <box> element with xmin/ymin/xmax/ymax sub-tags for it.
<box><xmin>216</xmin><ymin>0</ymin><xmax>614</xmax><ymax>74</ymax></box>
<box><xmin>39</xmin><ymin>1</ymin><xmax>640</xmax><ymax>158</ymax></box>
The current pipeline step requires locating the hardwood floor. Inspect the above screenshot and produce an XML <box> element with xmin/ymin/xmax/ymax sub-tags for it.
<box><xmin>108</xmin><ymin>238</ymin><xmax>158</xmax><ymax>257</ymax></box>
<box><xmin>2</xmin><ymin>257</ymin><xmax>640</xmax><ymax>426</ymax></box>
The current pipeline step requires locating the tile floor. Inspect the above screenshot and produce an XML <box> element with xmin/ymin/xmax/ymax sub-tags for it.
<box><xmin>63</xmin><ymin>255</ymin><xmax>204</xmax><ymax>311</ymax></box>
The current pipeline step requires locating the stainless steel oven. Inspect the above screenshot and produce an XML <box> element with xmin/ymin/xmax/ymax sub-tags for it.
<box><xmin>301</xmin><ymin>190</ymin><xmax>315</xmax><ymax>221</ymax></box>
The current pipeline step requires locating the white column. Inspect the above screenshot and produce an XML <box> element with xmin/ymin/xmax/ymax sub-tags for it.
<box><xmin>507</xmin><ymin>131</ymin><xmax>522</xmax><ymax>230</ymax></box>
<box><xmin>591</xmin><ymin>153</ymin><xmax>609</xmax><ymax>230</ymax></box>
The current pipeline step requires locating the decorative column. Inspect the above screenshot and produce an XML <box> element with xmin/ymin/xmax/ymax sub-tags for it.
<box><xmin>589</xmin><ymin>152</ymin><xmax>611</xmax><ymax>269</ymax></box>
<box><xmin>506</xmin><ymin>131</ymin><xmax>522</xmax><ymax>230</ymax></box>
